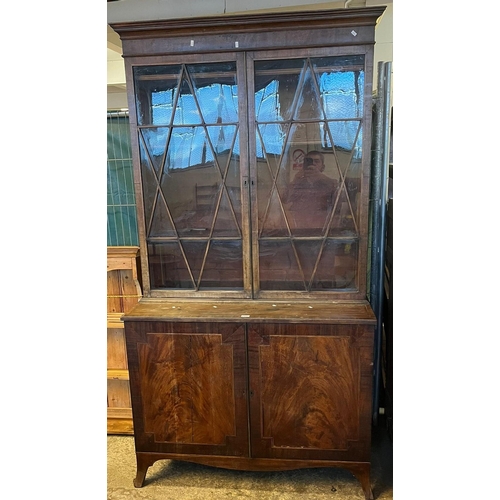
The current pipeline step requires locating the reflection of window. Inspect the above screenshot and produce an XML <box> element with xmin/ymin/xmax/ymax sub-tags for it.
<box><xmin>167</xmin><ymin>127</ymin><xmax>207</xmax><ymax>170</ymax></box>
<box><xmin>151</xmin><ymin>83</ymin><xmax>240</xmax><ymax>167</ymax></box>
<box><xmin>147</xmin><ymin>64</ymin><xmax>364</xmax><ymax>166</ymax></box>
<box><xmin>254</xmin><ymin>69</ymin><xmax>364</xmax><ymax>159</ymax></box>
<box><xmin>321</xmin><ymin>120</ymin><xmax>363</xmax><ymax>160</ymax></box>
<box><xmin>151</xmin><ymin>89</ymin><xmax>174</xmax><ymax>124</ymax></box>
<box><xmin>320</xmin><ymin>70</ymin><xmax>364</xmax><ymax>158</ymax></box>
<box><xmin>152</xmin><ymin>84</ymin><xmax>238</xmax><ymax>125</ymax></box>
<box><xmin>321</xmin><ymin>71</ymin><xmax>363</xmax><ymax>118</ymax></box>
<box><xmin>255</xmin><ymin>80</ymin><xmax>282</xmax><ymax>157</ymax></box>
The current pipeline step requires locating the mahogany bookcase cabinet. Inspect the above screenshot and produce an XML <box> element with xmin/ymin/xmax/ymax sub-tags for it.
<box><xmin>110</xmin><ymin>6</ymin><xmax>385</xmax><ymax>500</ymax></box>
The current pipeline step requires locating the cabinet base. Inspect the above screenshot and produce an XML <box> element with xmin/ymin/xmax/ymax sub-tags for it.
<box><xmin>133</xmin><ymin>452</ymin><xmax>373</xmax><ymax>500</ymax></box>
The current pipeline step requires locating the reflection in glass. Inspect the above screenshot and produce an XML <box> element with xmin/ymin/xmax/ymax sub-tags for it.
<box><xmin>147</xmin><ymin>240</ymin><xmax>244</xmax><ymax>290</ymax></box>
<box><xmin>199</xmin><ymin>240</ymin><xmax>243</xmax><ymax>288</ymax></box>
<box><xmin>259</xmin><ymin>240</ymin><xmax>304</xmax><ymax>291</ymax></box>
<box><xmin>259</xmin><ymin>238</ymin><xmax>358</xmax><ymax>291</ymax></box>
<box><xmin>255</xmin><ymin>55</ymin><xmax>364</xmax><ymax>292</ymax></box>
<box><xmin>135</xmin><ymin>62</ymin><xmax>242</xmax><ymax>290</ymax></box>
<box><xmin>188</xmin><ymin>64</ymin><xmax>239</xmax><ymax>124</ymax></box>
<box><xmin>148</xmin><ymin>242</ymin><xmax>190</xmax><ymax>289</ymax></box>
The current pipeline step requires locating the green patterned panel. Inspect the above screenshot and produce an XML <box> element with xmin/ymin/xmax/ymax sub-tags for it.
<box><xmin>107</xmin><ymin>112</ymin><xmax>139</xmax><ymax>246</ymax></box>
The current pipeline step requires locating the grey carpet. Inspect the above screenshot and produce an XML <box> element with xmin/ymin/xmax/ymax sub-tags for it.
<box><xmin>107</xmin><ymin>423</ymin><xmax>392</xmax><ymax>499</ymax></box>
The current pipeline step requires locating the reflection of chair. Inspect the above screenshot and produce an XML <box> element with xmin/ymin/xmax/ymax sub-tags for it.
<box><xmin>195</xmin><ymin>183</ymin><xmax>242</xmax><ymax>221</ymax></box>
<box><xmin>195</xmin><ymin>183</ymin><xmax>218</xmax><ymax>210</ymax></box>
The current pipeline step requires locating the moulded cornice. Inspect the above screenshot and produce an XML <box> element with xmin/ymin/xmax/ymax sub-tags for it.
<box><xmin>110</xmin><ymin>6</ymin><xmax>386</xmax><ymax>40</ymax></box>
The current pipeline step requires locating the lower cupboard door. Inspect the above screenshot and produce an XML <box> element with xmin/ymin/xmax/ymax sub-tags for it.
<box><xmin>247</xmin><ymin>323</ymin><xmax>374</xmax><ymax>462</ymax></box>
<box><xmin>125</xmin><ymin>321</ymin><xmax>249</xmax><ymax>457</ymax></box>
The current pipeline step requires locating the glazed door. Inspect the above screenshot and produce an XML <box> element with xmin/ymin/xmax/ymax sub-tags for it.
<box><xmin>247</xmin><ymin>323</ymin><xmax>374</xmax><ymax>462</ymax></box>
<box><xmin>128</xmin><ymin>48</ymin><xmax>372</xmax><ymax>299</ymax></box>
<box><xmin>125</xmin><ymin>321</ymin><xmax>250</xmax><ymax>457</ymax></box>
<box><xmin>247</xmin><ymin>49</ymin><xmax>371</xmax><ymax>299</ymax></box>
<box><xmin>130</xmin><ymin>54</ymin><xmax>252</xmax><ymax>298</ymax></box>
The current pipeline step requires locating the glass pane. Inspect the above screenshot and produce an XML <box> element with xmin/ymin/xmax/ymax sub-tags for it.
<box><xmin>319</xmin><ymin>239</ymin><xmax>358</xmax><ymax>290</ymax></box>
<box><xmin>293</xmin><ymin>64</ymin><xmax>324</xmax><ymax>121</ymax></box>
<box><xmin>134</xmin><ymin>65</ymin><xmax>182</xmax><ymax>126</ymax></box>
<box><xmin>140</xmin><ymin>127</ymin><xmax>169</xmax><ymax>177</ymax></box>
<box><xmin>293</xmin><ymin>240</ymin><xmax>324</xmax><ymax>288</ymax></box>
<box><xmin>254</xmin><ymin>54</ymin><xmax>364</xmax><ymax>292</ymax></box>
<box><xmin>328</xmin><ymin>184</ymin><xmax>358</xmax><ymax>238</ymax></box>
<box><xmin>138</xmin><ymin>127</ymin><xmax>176</xmax><ymax>236</ymax></box>
<box><xmin>254</xmin><ymin>59</ymin><xmax>303</xmax><ymax>122</ymax></box>
<box><xmin>259</xmin><ymin>238</ymin><xmax>358</xmax><ymax>291</ymax></box>
<box><xmin>148</xmin><ymin>242</ymin><xmax>194</xmax><ymax>289</ymax></box>
<box><xmin>259</xmin><ymin>240</ymin><xmax>305</xmax><ymax>291</ymax></box>
<box><xmin>172</xmin><ymin>73</ymin><xmax>203</xmax><ymax>125</ymax></box>
<box><xmin>135</xmin><ymin>62</ymin><xmax>242</xmax><ymax>292</ymax></box>
<box><xmin>188</xmin><ymin>63</ymin><xmax>239</xmax><ymax>123</ymax></box>
<box><xmin>313</xmin><ymin>55</ymin><xmax>365</xmax><ymax>119</ymax></box>
<box><xmin>199</xmin><ymin>240</ymin><xmax>243</xmax><ymax>289</ymax></box>
<box><xmin>284</xmin><ymin>150</ymin><xmax>337</xmax><ymax>235</ymax></box>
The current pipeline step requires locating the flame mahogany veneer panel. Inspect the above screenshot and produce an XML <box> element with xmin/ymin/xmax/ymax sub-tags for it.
<box><xmin>248</xmin><ymin>323</ymin><xmax>373</xmax><ymax>462</ymax></box>
<box><xmin>138</xmin><ymin>333</ymin><xmax>236</xmax><ymax>444</ymax></box>
<box><xmin>126</xmin><ymin>321</ymin><xmax>250</xmax><ymax>457</ymax></box>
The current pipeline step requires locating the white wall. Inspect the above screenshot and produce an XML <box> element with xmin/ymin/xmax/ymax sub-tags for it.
<box><xmin>107</xmin><ymin>0</ymin><xmax>359</xmax><ymax>23</ymax></box>
<box><xmin>373</xmin><ymin>3</ymin><xmax>393</xmax><ymax>106</ymax></box>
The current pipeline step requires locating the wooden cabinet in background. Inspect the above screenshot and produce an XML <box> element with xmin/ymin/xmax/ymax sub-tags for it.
<box><xmin>107</xmin><ymin>246</ymin><xmax>142</xmax><ymax>434</ymax></box>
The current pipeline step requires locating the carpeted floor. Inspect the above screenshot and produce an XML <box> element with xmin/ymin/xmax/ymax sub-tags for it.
<box><xmin>107</xmin><ymin>421</ymin><xmax>392</xmax><ymax>500</ymax></box>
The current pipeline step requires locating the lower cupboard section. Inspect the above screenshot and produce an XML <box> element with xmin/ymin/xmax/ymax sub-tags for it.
<box><xmin>124</xmin><ymin>320</ymin><xmax>374</xmax><ymax>463</ymax></box>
